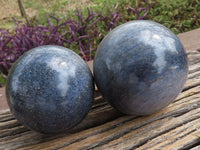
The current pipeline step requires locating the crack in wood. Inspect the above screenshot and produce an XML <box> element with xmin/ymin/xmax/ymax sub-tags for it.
<box><xmin>91</xmin><ymin>109</ymin><xmax>200</xmax><ymax>150</ymax></box>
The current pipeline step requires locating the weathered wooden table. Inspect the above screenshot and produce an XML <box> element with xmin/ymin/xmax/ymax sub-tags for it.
<box><xmin>1</xmin><ymin>28</ymin><xmax>200</xmax><ymax>150</ymax></box>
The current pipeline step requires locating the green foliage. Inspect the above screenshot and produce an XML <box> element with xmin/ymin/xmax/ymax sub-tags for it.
<box><xmin>5</xmin><ymin>0</ymin><xmax>199</xmax><ymax>35</ymax></box>
<box><xmin>88</xmin><ymin>0</ymin><xmax>200</xmax><ymax>34</ymax></box>
<box><xmin>0</xmin><ymin>74</ymin><xmax>6</xmax><ymax>87</ymax></box>
<box><xmin>148</xmin><ymin>0</ymin><xmax>200</xmax><ymax>34</ymax></box>
<box><xmin>2</xmin><ymin>0</ymin><xmax>200</xmax><ymax>34</ymax></box>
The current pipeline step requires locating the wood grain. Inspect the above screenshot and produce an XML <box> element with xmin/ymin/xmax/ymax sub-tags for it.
<box><xmin>178</xmin><ymin>28</ymin><xmax>200</xmax><ymax>51</ymax></box>
<box><xmin>0</xmin><ymin>50</ymin><xmax>200</xmax><ymax>149</ymax></box>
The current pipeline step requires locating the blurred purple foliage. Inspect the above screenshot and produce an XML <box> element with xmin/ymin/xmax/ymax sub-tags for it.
<box><xmin>0</xmin><ymin>1</ymin><xmax>156</xmax><ymax>85</ymax></box>
<box><xmin>0</xmin><ymin>18</ymin><xmax>66</xmax><ymax>77</ymax></box>
<box><xmin>128</xmin><ymin>0</ymin><xmax>158</xmax><ymax>20</ymax></box>
<box><xmin>99</xmin><ymin>11</ymin><xmax>122</xmax><ymax>31</ymax></box>
<box><xmin>65</xmin><ymin>9</ymin><xmax>102</xmax><ymax>61</ymax></box>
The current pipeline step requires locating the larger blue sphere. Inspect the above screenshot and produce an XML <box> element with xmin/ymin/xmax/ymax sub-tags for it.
<box><xmin>93</xmin><ymin>20</ymin><xmax>188</xmax><ymax>115</ymax></box>
<box><xmin>6</xmin><ymin>45</ymin><xmax>94</xmax><ymax>133</ymax></box>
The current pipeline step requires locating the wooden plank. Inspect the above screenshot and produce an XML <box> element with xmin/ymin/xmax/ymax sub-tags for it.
<box><xmin>136</xmin><ymin>118</ymin><xmax>200</xmax><ymax>150</ymax></box>
<box><xmin>94</xmin><ymin>109</ymin><xmax>200</xmax><ymax>150</ymax></box>
<box><xmin>0</xmin><ymin>88</ymin><xmax>8</xmax><ymax>111</ymax></box>
<box><xmin>18</xmin><ymin>93</ymin><xmax>200</xmax><ymax>150</ymax></box>
<box><xmin>191</xmin><ymin>145</ymin><xmax>200</xmax><ymax>150</ymax></box>
<box><xmin>177</xmin><ymin>28</ymin><xmax>200</xmax><ymax>51</ymax></box>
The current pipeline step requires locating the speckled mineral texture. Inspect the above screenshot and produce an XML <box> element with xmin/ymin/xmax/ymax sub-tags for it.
<box><xmin>94</xmin><ymin>20</ymin><xmax>188</xmax><ymax>115</ymax></box>
<box><xmin>6</xmin><ymin>45</ymin><xmax>94</xmax><ymax>133</ymax></box>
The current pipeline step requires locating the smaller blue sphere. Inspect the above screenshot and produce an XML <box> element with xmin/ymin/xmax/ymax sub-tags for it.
<box><xmin>93</xmin><ymin>20</ymin><xmax>188</xmax><ymax>115</ymax></box>
<box><xmin>6</xmin><ymin>45</ymin><xmax>94</xmax><ymax>133</ymax></box>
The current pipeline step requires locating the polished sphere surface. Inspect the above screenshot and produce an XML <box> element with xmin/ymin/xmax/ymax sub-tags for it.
<box><xmin>6</xmin><ymin>45</ymin><xmax>94</xmax><ymax>133</ymax></box>
<box><xmin>93</xmin><ymin>20</ymin><xmax>188</xmax><ymax>115</ymax></box>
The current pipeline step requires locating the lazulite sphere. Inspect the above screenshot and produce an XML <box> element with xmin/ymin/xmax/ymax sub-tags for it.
<box><xmin>93</xmin><ymin>20</ymin><xmax>188</xmax><ymax>115</ymax></box>
<box><xmin>6</xmin><ymin>45</ymin><xmax>94</xmax><ymax>133</ymax></box>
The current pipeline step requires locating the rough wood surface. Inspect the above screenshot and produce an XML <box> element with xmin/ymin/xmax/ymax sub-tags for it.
<box><xmin>0</xmin><ymin>50</ymin><xmax>200</xmax><ymax>149</ymax></box>
<box><xmin>0</xmin><ymin>88</ymin><xmax>7</xmax><ymax>111</ymax></box>
<box><xmin>178</xmin><ymin>28</ymin><xmax>200</xmax><ymax>51</ymax></box>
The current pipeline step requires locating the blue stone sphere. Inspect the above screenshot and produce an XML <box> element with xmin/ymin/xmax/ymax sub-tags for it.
<box><xmin>93</xmin><ymin>20</ymin><xmax>188</xmax><ymax>115</ymax></box>
<box><xmin>6</xmin><ymin>45</ymin><xmax>94</xmax><ymax>133</ymax></box>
